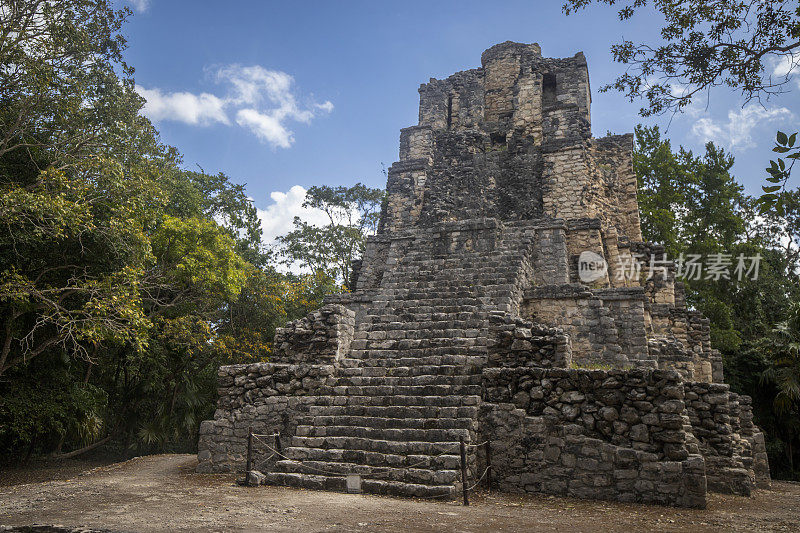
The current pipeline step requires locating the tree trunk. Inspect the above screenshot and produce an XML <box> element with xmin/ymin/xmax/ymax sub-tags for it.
<box><xmin>23</xmin><ymin>432</ymin><xmax>37</xmax><ymax>464</ymax></box>
<box><xmin>51</xmin><ymin>432</ymin><xmax>66</xmax><ymax>456</ymax></box>
<box><xmin>53</xmin><ymin>433</ymin><xmax>114</xmax><ymax>460</ymax></box>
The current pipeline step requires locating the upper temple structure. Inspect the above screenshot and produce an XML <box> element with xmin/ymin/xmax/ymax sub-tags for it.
<box><xmin>197</xmin><ymin>42</ymin><xmax>771</xmax><ymax>507</ymax></box>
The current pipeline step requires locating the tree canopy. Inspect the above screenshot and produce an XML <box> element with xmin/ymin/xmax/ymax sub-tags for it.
<box><xmin>563</xmin><ymin>0</ymin><xmax>800</xmax><ymax>116</ymax></box>
<box><xmin>0</xmin><ymin>0</ymin><xmax>378</xmax><ymax>460</ymax></box>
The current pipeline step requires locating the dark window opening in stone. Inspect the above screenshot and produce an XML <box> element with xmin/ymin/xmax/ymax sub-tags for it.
<box><xmin>446</xmin><ymin>95</ymin><xmax>453</xmax><ymax>130</ymax></box>
<box><xmin>543</xmin><ymin>72</ymin><xmax>557</xmax><ymax>107</ymax></box>
<box><xmin>490</xmin><ymin>132</ymin><xmax>505</xmax><ymax>146</ymax></box>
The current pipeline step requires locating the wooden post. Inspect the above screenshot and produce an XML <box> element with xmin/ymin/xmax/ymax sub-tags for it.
<box><xmin>246</xmin><ymin>426</ymin><xmax>253</xmax><ymax>485</ymax></box>
<box><xmin>485</xmin><ymin>440</ymin><xmax>492</xmax><ymax>491</ymax></box>
<box><xmin>274</xmin><ymin>432</ymin><xmax>283</xmax><ymax>457</ymax></box>
<box><xmin>459</xmin><ymin>436</ymin><xmax>469</xmax><ymax>506</ymax></box>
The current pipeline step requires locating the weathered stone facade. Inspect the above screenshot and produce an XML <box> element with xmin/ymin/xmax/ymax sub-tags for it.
<box><xmin>198</xmin><ymin>42</ymin><xmax>770</xmax><ymax>507</ymax></box>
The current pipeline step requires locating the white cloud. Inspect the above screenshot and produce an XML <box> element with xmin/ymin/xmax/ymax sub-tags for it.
<box><xmin>126</xmin><ymin>0</ymin><xmax>150</xmax><ymax>13</ymax></box>
<box><xmin>217</xmin><ymin>65</ymin><xmax>294</xmax><ymax>108</ymax></box>
<box><xmin>136</xmin><ymin>65</ymin><xmax>333</xmax><ymax>148</ymax></box>
<box><xmin>236</xmin><ymin>108</ymin><xmax>293</xmax><ymax>149</ymax></box>
<box><xmin>256</xmin><ymin>185</ymin><xmax>330</xmax><ymax>243</ymax></box>
<box><xmin>690</xmin><ymin>105</ymin><xmax>793</xmax><ymax>150</ymax></box>
<box><xmin>135</xmin><ymin>85</ymin><xmax>229</xmax><ymax>125</ymax></box>
<box><xmin>772</xmin><ymin>51</ymin><xmax>800</xmax><ymax>90</ymax></box>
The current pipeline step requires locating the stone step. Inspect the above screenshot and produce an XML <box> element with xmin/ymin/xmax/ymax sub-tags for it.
<box><xmin>294</xmin><ymin>425</ymin><xmax>470</xmax><ymax>442</ymax></box>
<box><xmin>278</xmin><ymin>446</ymin><xmax>463</xmax><ymax>470</ymax></box>
<box><xmin>352</xmin><ymin>328</ymin><xmax>486</xmax><ymax>341</ymax></box>
<box><xmin>334</xmin><ymin>374</ymin><xmax>481</xmax><ymax>386</ymax></box>
<box><xmin>351</xmin><ymin>336</ymin><xmax>487</xmax><ymax>351</ymax></box>
<box><xmin>318</xmin><ymin>394</ymin><xmax>480</xmax><ymax>408</ymax></box>
<box><xmin>264</xmin><ymin>471</ymin><xmax>457</xmax><ymax>499</ymax></box>
<box><xmin>340</xmin><ymin>354</ymin><xmax>487</xmax><ymax>367</ymax></box>
<box><xmin>336</xmin><ymin>365</ymin><xmax>481</xmax><ymax>378</ymax></box>
<box><xmin>273</xmin><ymin>458</ymin><xmax>460</xmax><ymax>484</ymax></box>
<box><xmin>348</xmin><ymin>350</ymin><xmax>488</xmax><ymax>361</ymax></box>
<box><xmin>326</xmin><ymin>384</ymin><xmax>482</xmax><ymax>397</ymax></box>
<box><xmin>296</xmin><ymin>414</ymin><xmax>475</xmax><ymax>430</ymax></box>
<box><xmin>286</xmin><ymin>436</ymin><xmax>466</xmax><ymax>456</ymax></box>
<box><xmin>307</xmin><ymin>404</ymin><xmax>478</xmax><ymax>419</ymax></box>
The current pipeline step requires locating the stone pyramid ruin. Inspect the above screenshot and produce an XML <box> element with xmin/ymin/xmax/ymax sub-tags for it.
<box><xmin>198</xmin><ymin>42</ymin><xmax>771</xmax><ymax>507</ymax></box>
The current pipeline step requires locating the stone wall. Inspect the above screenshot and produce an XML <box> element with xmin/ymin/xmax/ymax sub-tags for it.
<box><xmin>479</xmin><ymin>368</ymin><xmax>707</xmax><ymax>507</ymax></box>
<box><xmin>197</xmin><ymin>363</ymin><xmax>335</xmax><ymax>473</ymax></box>
<box><xmin>272</xmin><ymin>304</ymin><xmax>355</xmax><ymax>364</ymax></box>
<box><xmin>483</xmin><ymin>368</ymin><xmax>690</xmax><ymax>459</ymax></box>
<box><xmin>683</xmin><ymin>381</ymin><xmax>769</xmax><ymax>495</ymax></box>
<box><xmin>521</xmin><ymin>285</ymin><xmax>627</xmax><ymax>367</ymax></box>
<box><xmin>487</xmin><ymin>312</ymin><xmax>572</xmax><ymax>368</ymax></box>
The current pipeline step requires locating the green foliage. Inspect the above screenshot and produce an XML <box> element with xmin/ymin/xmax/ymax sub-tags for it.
<box><xmin>634</xmin><ymin>125</ymin><xmax>756</xmax><ymax>348</ymax></box>
<box><xmin>757</xmin><ymin>131</ymin><xmax>800</xmax><ymax>215</ymax></box>
<box><xmin>277</xmin><ymin>183</ymin><xmax>384</xmax><ymax>288</ymax></box>
<box><xmin>0</xmin><ymin>0</ymin><xmax>348</xmax><ymax>461</ymax></box>
<box><xmin>634</xmin><ymin>124</ymin><xmax>800</xmax><ymax>479</ymax></box>
<box><xmin>149</xmin><ymin>215</ymin><xmax>250</xmax><ymax>310</ymax></box>
<box><xmin>0</xmin><ymin>357</ymin><xmax>107</xmax><ymax>455</ymax></box>
<box><xmin>0</xmin><ymin>158</ymin><xmax>154</xmax><ymax>375</ymax></box>
<box><xmin>562</xmin><ymin>0</ymin><xmax>800</xmax><ymax>116</ymax></box>
<box><xmin>756</xmin><ymin>303</ymin><xmax>800</xmax><ymax>474</ymax></box>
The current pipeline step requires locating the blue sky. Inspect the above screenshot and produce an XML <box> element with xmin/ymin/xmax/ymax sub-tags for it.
<box><xmin>121</xmin><ymin>1</ymin><xmax>799</xmax><ymax>242</ymax></box>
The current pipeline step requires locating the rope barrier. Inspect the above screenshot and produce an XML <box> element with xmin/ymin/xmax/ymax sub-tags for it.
<box><xmin>252</xmin><ymin>435</ymin><xmax>462</xmax><ymax>480</ymax></box>
<box><xmin>466</xmin><ymin>466</ymin><xmax>490</xmax><ymax>492</ymax></box>
<box><xmin>247</xmin><ymin>430</ymin><xmax>492</xmax><ymax>504</ymax></box>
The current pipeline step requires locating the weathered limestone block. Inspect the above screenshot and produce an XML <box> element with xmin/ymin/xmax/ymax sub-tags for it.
<box><xmin>487</xmin><ymin>312</ymin><xmax>571</xmax><ymax>368</ymax></box>
<box><xmin>273</xmin><ymin>304</ymin><xmax>355</xmax><ymax>364</ymax></box>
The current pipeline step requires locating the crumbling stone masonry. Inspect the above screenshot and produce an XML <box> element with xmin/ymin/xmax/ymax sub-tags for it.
<box><xmin>198</xmin><ymin>42</ymin><xmax>770</xmax><ymax>507</ymax></box>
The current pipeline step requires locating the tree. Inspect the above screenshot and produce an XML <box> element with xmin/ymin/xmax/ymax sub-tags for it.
<box><xmin>563</xmin><ymin>0</ymin><xmax>800</xmax><ymax>116</ymax></box>
<box><xmin>0</xmin><ymin>0</ymin><xmax>147</xmax><ymax>168</ymax></box>
<box><xmin>0</xmin><ymin>158</ymin><xmax>154</xmax><ymax>376</ymax></box>
<box><xmin>562</xmin><ymin>1</ymin><xmax>800</xmax><ymax>212</ymax></box>
<box><xmin>634</xmin><ymin>125</ymin><xmax>752</xmax><ymax>349</ymax></box>
<box><xmin>164</xmin><ymin>169</ymin><xmax>266</xmax><ymax>266</ymax></box>
<box><xmin>634</xmin><ymin>123</ymin><xmax>800</xmax><ymax>478</ymax></box>
<box><xmin>277</xmin><ymin>183</ymin><xmax>384</xmax><ymax>288</ymax></box>
<box><xmin>759</xmin><ymin>302</ymin><xmax>800</xmax><ymax>474</ymax></box>
<box><xmin>0</xmin><ymin>0</ymin><xmax>269</xmax><ymax>459</ymax></box>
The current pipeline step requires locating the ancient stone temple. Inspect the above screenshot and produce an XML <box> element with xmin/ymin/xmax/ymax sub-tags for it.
<box><xmin>198</xmin><ymin>42</ymin><xmax>771</xmax><ymax>507</ymax></box>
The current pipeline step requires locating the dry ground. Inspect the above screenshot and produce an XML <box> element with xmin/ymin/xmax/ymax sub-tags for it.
<box><xmin>1</xmin><ymin>454</ymin><xmax>798</xmax><ymax>532</ymax></box>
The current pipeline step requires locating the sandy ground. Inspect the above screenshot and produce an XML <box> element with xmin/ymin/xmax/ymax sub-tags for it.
<box><xmin>1</xmin><ymin>454</ymin><xmax>798</xmax><ymax>532</ymax></box>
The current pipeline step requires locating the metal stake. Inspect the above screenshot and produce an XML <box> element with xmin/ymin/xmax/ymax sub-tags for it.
<box><xmin>460</xmin><ymin>436</ymin><xmax>469</xmax><ymax>506</ymax></box>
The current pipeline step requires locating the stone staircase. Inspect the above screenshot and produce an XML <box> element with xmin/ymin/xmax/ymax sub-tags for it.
<box><xmin>266</xmin><ymin>223</ymin><xmax>530</xmax><ymax>497</ymax></box>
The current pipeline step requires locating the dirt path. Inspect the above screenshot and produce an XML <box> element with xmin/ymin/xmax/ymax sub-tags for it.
<box><xmin>1</xmin><ymin>454</ymin><xmax>798</xmax><ymax>532</ymax></box>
